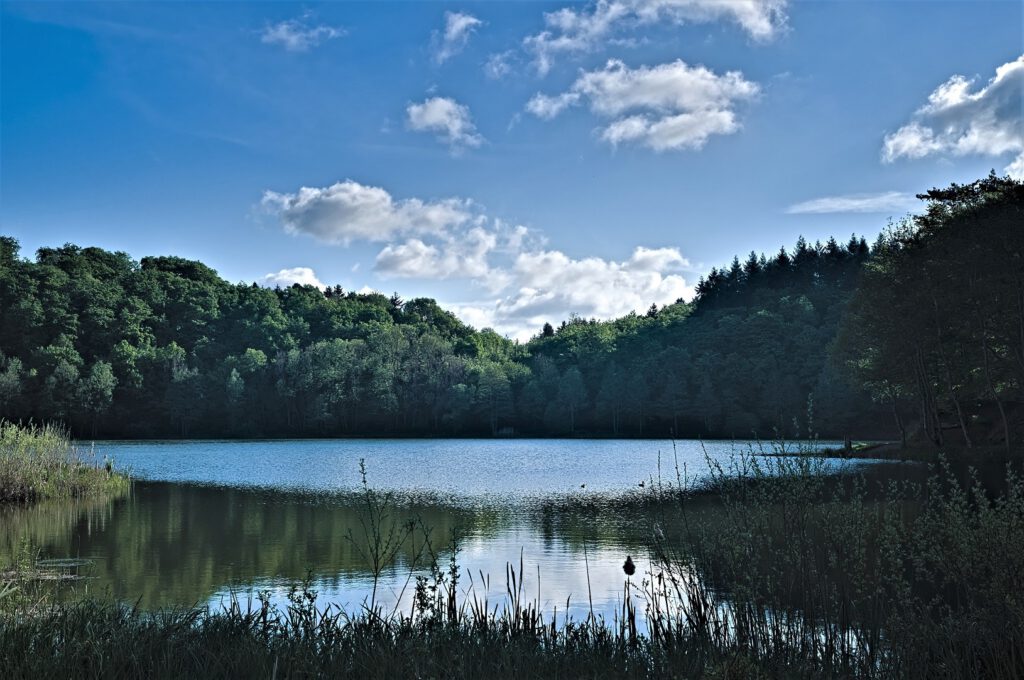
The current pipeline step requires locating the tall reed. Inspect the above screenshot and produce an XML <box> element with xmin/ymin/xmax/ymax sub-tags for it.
<box><xmin>0</xmin><ymin>421</ymin><xmax>129</xmax><ymax>504</ymax></box>
<box><xmin>1</xmin><ymin>449</ymin><xmax>1021</xmax><ymax>678</ymax></box>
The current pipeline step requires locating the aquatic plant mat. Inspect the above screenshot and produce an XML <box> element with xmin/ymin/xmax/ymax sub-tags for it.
<box><xmin>0</xmin><ymin>422</ymin><xmax>129</xmax><ymax>504</ymax></box>
<box><xmin>2</xmin><ymin>453</ymin><xmax>1022</xmax><ymax>679</ymax></box>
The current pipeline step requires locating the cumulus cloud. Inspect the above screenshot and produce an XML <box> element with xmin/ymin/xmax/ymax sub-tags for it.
<box><xmin>261</xmin><ymin>180</ymin><xmax>475</xmax><ymax>244</ymax></box>
<box><xmin>527</xmin><ymin>58</ymin><xmax>758</xmax><ymax>150</ymax></box>
<box><xmin>260</xmin><ymin>15</ymin><xmax>344</xmax><ymax>52</ymax></box>
<box><xmin>262</xmin><ymin>180</ymin><xmax>693</xmax><ymax>340</ymax></box>
<box><xmin>261</xmin><ymin>267</ymin><xmax>326</xmax><ymax>289</ymax></box>
<box><xmin>407</xmin><ymin>96</ymin><xmax>484</xmax><ymax>152</ymax></box>
<box><xmin>450</xmin><ymin>246</ymin><xmax>692</xmax><ymax>340</ymax></box>
<box><xmin>375</xmin><ymin>227</ymin><xmax>498</xmax><ymax>281</ymax></box>
<box><xmin>786</xmin><ymin>191</ymin><xmax>917</xmax><ymax>215</ymax></box>
<box><xmin>503</xmin><ymin>246</ymin><xmax>690</xmax><ymax>318</ymax></box>
<box><xmin>883</xmin><ymin>55</ymin><xmax>1024</xmax><ymax>179</ymax></box>
<box><xmin>525</xmin><ymin>0</ymin><xmax>788</xmax><ymax>74</ymax></box>
<box><xmin>433</xmin><ymin>11</ymin><xmax>484</xmax><ymax>64</ymax></box>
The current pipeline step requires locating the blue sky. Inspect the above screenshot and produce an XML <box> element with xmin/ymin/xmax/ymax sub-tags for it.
<box><xmin>2</xmin><ymin>1</ymin><xmax>1021</xmax><ymax>339</ymax></box>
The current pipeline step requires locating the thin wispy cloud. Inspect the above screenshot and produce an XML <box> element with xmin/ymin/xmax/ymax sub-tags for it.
<box><xmin>524</xmin><ymin>0</ymin><xmax>788</xmax><ymax>75</ymax></box>
<box><xmin>260</xmin><ymin>14</ymin><xmax>344</xmax><ymax>52</ymax></box>
<box><xmin>786</xmin><ymin>191</ymin><xmax>917</xmax><ymax>215</ymax></box>
<box><xmin>406</xmin><ymin>96</ymin><xmax>485</xmax><ymax>152</ymax></box>
<box><xmin>883</xmin><ymin>55</ymin><xmax>1024</xmax><ymax>179</ymax></box>
<box><xmin>528</xmin><ymin>58</ymin><xmax>759</xmax><ymax>151</ymax></box>
<box><xmin>433</xmin><ymin>11</ymin><xmax>483</xmax><ymax>64</ymax></box>
<box><xmin>484</xmin><ymin>51</ymin><xmax>516</xmax><ymax>79</ymax></box>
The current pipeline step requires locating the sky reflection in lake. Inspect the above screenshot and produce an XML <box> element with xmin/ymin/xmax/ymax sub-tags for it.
<box><xmin>2</xmin><ymin>439</ymin><xmax>884</xmax><ymax>621</ymax></box>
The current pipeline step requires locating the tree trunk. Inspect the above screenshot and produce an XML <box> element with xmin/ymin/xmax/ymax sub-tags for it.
<box><xmin>915</xmin><ymin>347</ymin><xmax>942</xmax><ymax>447</ymax></box>
<box><xmin>929</xmin><ymin>289</ymin><xmax>971</xmax><ymax>447</ymax></box>
<box><xmin>888</xmin><ymin>391</ymin><xmax>907</xmax><ymax>449</ymax></box>
<box><xmin>981</xmin><ymin>334</ymin><xmax>1011</xmax><ymax>452</ymax></box>
<box><xmin>915</xmin><ymin>349</ymin><xmax>932</xmax><ymax>445</ymax></box>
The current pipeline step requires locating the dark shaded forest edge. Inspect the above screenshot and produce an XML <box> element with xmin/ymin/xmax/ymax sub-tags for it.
<box><xmin>1</xmin><ymin>174</ymin><xmax>1021</xmax><ymax>450</ymax></box>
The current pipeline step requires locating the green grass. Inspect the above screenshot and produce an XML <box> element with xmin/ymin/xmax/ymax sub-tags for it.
<box><xmin>0</xmin><ymin>421</ymin><xmax>130</xmax><ymax>504</ymax></box>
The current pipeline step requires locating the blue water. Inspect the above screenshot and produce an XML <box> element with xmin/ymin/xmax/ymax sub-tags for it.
<box><xmin>93</xmin><ymin>438</ymin><xmax>850</xmax><ymax>501</ymax></box>
<box><xmin>6</xmin><ymin>438</ymin><xmax>879</xmax><ymax>624</ymax></box>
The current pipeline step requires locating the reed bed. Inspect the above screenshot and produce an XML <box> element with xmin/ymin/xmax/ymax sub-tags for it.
<box><xmin>0</xmin><ymin>421</ymin><xmax>129</xmax><ymax>503</ymax></box>
<box><xmin>1</xmin><ymin>452</ymin><xmax>1022</xmax><ymax>678</ymax></box>
<box><xmin>642</xmin><ymin>449</ymin><xmax>1024</xmax><ymax>679</ymax></box>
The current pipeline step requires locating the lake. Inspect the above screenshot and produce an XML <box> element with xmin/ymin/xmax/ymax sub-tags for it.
<box><xmin>1</xmin><ymin>438</ymin><xmax>886</xmax><ymax>621</ymax></box>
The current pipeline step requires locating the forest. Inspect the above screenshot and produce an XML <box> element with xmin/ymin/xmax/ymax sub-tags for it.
<box><xmin>0</xmin><ymin>174</ymin><xmax>1020</xmax><ymax>446</ymax></box>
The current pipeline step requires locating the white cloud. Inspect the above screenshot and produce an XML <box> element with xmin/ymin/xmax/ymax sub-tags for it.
<box><xmin>262</xmin><ymin>180</ymin><xmax>475</xmax><ymax>244</ymax></box>
<box><xmin>263</xmin><ymin>180</ymin><xmax>692</xmax><ymax>341</ymax></box>
<box><xmin>433</xmin><ymin>11</ymin><xmax>484</xmax><ymax>64</ymax></box>
<box><xmin>525</xmin><ymin>0</ymin><xmax>788</xmax><ymax>74</ymax></box>
<box><xmin>260</xmin><ymin>15</ymin><xmax>344</xmax><ymax>52</ymax></box>
<box><xmin>883</xmin><ymin>55</ymin><xmax>1024</xmax><ymax>179</ymax></box>
<box><xmin>406</xmin><ymin>96</ymin><xmax>484</xmax><ymax>152</ymax></box>
<box><xmin>484</xmin><ymin>51</ymin><xmax>516</xmax><ymax>79</ymax></box>
<box><xmin>261</xmin><ymin>267</ymin><xmax>326</xmax><ymax>289</ymax></box>
<box><xmin>786</xmin><ymin>191</ymin><xmax>917</xmax><ymax>215</ymax></box>
<box><xmin>374</xmin><ymin>227</ymin><xmax>497</xmax><ymax>281</ymax></box>
<box><xmin>449</xmin><ymin>246</ymin><xmax>693</xmax><ymax>340</ymax></box>
<box><xmin>527</xmin><ymin>58</ymin><xmax>758</xmax><ymax>150</ymax></box>
<box><xmin>525</xmin><ymin>92</ymin><xmax>581</xmax><ymax>119</ymax></box>
<box><xmin>444</xmin><ymin>303</ymin><xmax>501</xmax><ymax>334</ymax></box>
<box><xmin>1007</xmin><ymin>154</ymin><xmax>1024</xmax><ymax>180</ymax></box>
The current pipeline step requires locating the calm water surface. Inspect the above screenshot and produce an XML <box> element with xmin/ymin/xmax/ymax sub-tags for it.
<box><xmin>2</xmin><ymin>439</ymin><xmax>880</xmax><ymax>621</ymax></box>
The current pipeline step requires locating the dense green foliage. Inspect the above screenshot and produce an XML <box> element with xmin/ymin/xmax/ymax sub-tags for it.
<box><xmin>836</xmin><ymin>174</ymin><xmax>1024</xmax><ymax>449</ymax></box>
<box><xmin>526</xmin><ymin>233</ymin><xmax>877</xmax><ymax>438</ymax></box>
<box><xmin>0</xmin><ymin>422</ymin><xmax>128</xmax><ymax>504</ymax></box>
<box><xmin>0</xmin><ymin>236</ymin><xmax>879</xmax><ymax>439</ymax></box>
<box><xmin>1</xmin><ymin>174</ymin><xmax>1019</xmax><ymax>442</ymax></box>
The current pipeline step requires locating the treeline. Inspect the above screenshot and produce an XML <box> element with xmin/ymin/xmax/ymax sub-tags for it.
<box><xmin>0</xmin><ymin>236</ymin><xmax>876</xmax><ymax>439</ymax></box>
<box><xmin>836</xmin><ymin>174</ymin><xmax>1024</xmax><ymax>450</ymax></box>
<box><xmin>0</xmin><ymin>175</ymin><xmax>1019</xmax><ymax>443</ymax></box>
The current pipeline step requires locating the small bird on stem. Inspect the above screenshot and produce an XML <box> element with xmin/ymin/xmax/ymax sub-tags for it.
<box><xmin>623</xmin><ymin>555</ymin><xmax>636</xmax><ymax>576</ymax></box>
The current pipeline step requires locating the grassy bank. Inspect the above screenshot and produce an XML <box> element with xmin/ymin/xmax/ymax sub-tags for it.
<box><xmin>0</xmin><ymin>596</ymin><xmax>763</xmax><ymax>680</ymax></box>
<box><xmin>1</xmin><ymin>453</ymin><xmax>1021</xmax><ymax>678</ymax></box>
<box><xmin>0</xmin><ymin>422</ymin><xmax>129</xmax><ymax>504</ymax></box>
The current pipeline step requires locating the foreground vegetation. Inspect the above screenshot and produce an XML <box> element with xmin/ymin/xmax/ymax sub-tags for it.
<box><xmin>2</xmin><ymin>454</ymin><xmax>1020</xmax><ymax>679</ymax></box>
<box><xmin>0</xmin><ymin>422</ymin><xmax>128</xmax><ymax>504</ymax></box>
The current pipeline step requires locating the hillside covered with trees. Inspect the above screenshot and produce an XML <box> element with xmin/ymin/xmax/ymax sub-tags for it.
<box><xmin>1</xmin><ymin>175</ymin><xmax>1020</xmax><ymax>446</ymax></box>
